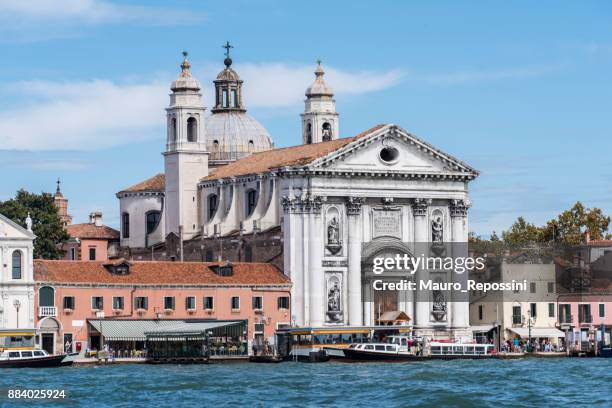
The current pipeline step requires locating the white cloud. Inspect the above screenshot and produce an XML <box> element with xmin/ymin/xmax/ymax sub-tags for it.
<box><xmin>222</xmin><ymin>63</ymin><xmax>403</xmax><ymax>108</ymax></box>
<box><xmin>0</xmin><ymin>79</ymin><xmax>168</xmax><ymax>150</ymax></box>
<box><xmin>0</xmin><ymin>0</ymin><xmax>204</xmax><ymax>27</ymax></box>
<box><xmin>0</xmin><ymin>63</ymin><xmax>401</xmax><ymax>150</ymax></box>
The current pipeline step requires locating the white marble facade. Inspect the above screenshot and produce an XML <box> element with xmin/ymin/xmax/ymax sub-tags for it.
<box><xmin>0</xmin><ymin>213</ymin><xmax>35</xmax><ymax>331</ymax></box>
<box><xmin>118</xmin><ymin>50</ymin><xmax>479</xmax><ymax>339</ymax></box>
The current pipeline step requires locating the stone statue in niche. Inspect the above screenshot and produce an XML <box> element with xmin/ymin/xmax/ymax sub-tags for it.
<box><xmin>431</xmin><ymin>215</ymin><xmax>443</xmax><ymax>243</ymax></box>
<box><xmin>326</xmin><ymin>279</ymin><xmax>342</xmax><ymax>323</ymax></box>
<box><xmin>328</xmin><ymin>217</ymin><xmax>339</xmax><ymax>244</ymax></box>
<box><xmin>326</xmin><ymin>216</ymin><xmax>342</xmax><ymax>255</ymax></box>
<box><xmin>431</xmin><ymin>280</ymin><xmax>447</xmax><ymax>322</ymax></box>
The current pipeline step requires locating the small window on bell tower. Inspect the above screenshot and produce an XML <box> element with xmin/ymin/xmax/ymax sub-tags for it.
<box><xmin>322</xmin><ymin>122</ymin><xmax>332</xmax><ymax>142</ymax></box>
<box><xmin>187</xmin><ymin>117</ymin><xmax>197</xmax><ymax>142</ymax></box>
<box><xmin>306</xmin><ymin>122</ymin><xmax>312</xmax><ymax>144</ymax></box>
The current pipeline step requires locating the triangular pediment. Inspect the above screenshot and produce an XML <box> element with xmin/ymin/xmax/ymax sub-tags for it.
<box><xmin>308</xmin><ymin>124</ymin><xmax>478</xmax><ymax>178</ymax></box>
<box><xmin>0</xmin><ymin>213</ymin><xmax>35</xmax><ymax>239</ymax></box>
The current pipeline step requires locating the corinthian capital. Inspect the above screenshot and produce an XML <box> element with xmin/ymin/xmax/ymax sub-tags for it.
<box><xmin>450</xmin><ymin>199</ymin><xmax>471</xmax><ymax>217</ymax></box>
<box><xmin>411</xmin><ymin>198</ymin><xmax>431</xmax><ymax>216</ymax></box>
<box><xmin>346</xmin><ymin>196</ymin><xmax>364</xmax><ymax>215</ymax></box>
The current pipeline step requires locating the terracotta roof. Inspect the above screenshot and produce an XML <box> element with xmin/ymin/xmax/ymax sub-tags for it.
<box><xmin>34</xmin><ymin>260</ymin><xmax>291</xmax><ymax>286</ymax></box>
<box><xmin>65</xmin><ymin>223</ymin><xmax>119</xmax><ymax>240</ymax></box>
<box><xmin>587</xmin><ymin>240</ymin><xmax>612</xmax><ymax>246</ymax></box>
<box><xmin>201</xmin><ymin>124</ymin><xmax>387</xmax><ymax>181</ymax></box>
<box><xmin>118</xmin><ymin>173</ymin><xmax>165</xmax><ymax>194</ymax></box>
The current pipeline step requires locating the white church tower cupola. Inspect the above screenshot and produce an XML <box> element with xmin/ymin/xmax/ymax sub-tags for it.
<box><xmin>211</xmin><ymin>41</ymin><xmax>246</xmax><ymax>113</ymax></box>
<box><xmin>166</xmin><ymin>51</ymin><xmax>207</xmax><ymax>152</ymax></box>
<box><xmin>163</xmin><ymin>51</ymin><xmax>209</xmax><ymax>242</ymax></box>
<box><xmin>301</xmin><ymin>61</ymin><xmax>339</xmax><ymax>144</ymax></box>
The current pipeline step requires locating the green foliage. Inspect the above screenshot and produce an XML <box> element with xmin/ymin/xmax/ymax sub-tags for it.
<box><xmin>0</xmin><ymin>189</ymin><xmax>69</xmax><ymax>259</ymax></box>
<box><xmin>499</xmin><ymin>202</ymin><xmax>611</xmax><ymax>246</ymax></box>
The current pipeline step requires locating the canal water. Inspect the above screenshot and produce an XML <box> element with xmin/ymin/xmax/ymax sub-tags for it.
<box><xmin>0</xmin><ymin>358</ymin><xmax>610</xmax><ymax>407</ymax></box>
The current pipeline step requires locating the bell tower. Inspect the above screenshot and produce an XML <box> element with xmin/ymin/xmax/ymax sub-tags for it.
<box><xmin>301</xmin><ymin>61</ymin><xmax>339</xmax><ymax>144</ymax></box>
<box><xmin>163</xmin><ymin>51</ymin><xmax>208</xmax><ymax>241</ymax></box>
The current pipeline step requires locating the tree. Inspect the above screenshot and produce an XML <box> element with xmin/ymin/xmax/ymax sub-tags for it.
<box><xmin>0</xmin><ymin>189</ymin><xmax>69</xmax><ymax>259</ymax></box>
<box><xmin>501</xmin><ymin>217</ymin><xmax>542</xmax><ymax>245</ymax></box>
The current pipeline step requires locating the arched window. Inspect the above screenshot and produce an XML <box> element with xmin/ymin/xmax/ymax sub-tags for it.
<box><xmin>122</xmin><ymin>212</ymin><xmax>130</xmax><ymax>239</ymax></box>
<box><xmin>12</xmin><ymin>250</ymin><xmax>22</xmax><ymax>279</ymax></box>
<box><xmin>146</xmin><ymin>211</ymin><xmax>161</xmax><ymax>235</ymax></box>
<box><xmin>245</xmin><ymin>189</ymin><xmax>258</xmax><ymax>217</ymax></box>
<box><xmin>248</xmin><ymin>140</ymin><xmax>254</xmax><ymax>152</ymax></box>
<box><xmin>222</xmin><ymin>89</ymin><xmax>229</xmax><ymax>108</ymax></box>
<box><xmin>213</xmin><ymin>140</ymin><xmax>220</xmax><ymax>151</ymax></box>
<box><xmin>306</xmin><ymin>122</ymin><xmax>312</xmax><ymax>144</ymax></box>
<box><xmin>322</xmin><ymin>122</ymin><xmax>332</xmax><ymax>141</ymax></box>
<box><xmin>169</xmin><ymin>117</ymin><xmax>177</xmax><ymax>142</ymax></box>
<box><xmin>187</xmin><ymin>117</ymin><xmax>197</xmax><ymax>142</ymax></box>
<box><xmin>232</xmin><ymin>89</ymin><xmax>239</xmax><ymax>108</ymax></box>
<box><xmin>208</xmin><ymin>194</ymin><xmax>219</xmax><ymax>221</ymax></box>
<box><xmin>39</xmin><ymin>286</ymin><xmax>55</xmax><ymax>307</ymax></box>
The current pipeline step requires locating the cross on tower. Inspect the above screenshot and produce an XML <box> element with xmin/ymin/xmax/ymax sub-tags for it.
<box><xmin>223</xmin><ymin>41</ymin><xmax>233</xmax><ymax>58</ymax></box>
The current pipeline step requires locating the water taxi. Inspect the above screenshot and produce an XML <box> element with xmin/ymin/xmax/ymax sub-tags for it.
<box><xmin>0</xmin><ymin>349</ymin><xmax>73</xmax><ymax>368</ymax></box>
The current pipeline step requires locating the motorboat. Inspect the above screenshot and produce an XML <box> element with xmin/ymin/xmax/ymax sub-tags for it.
<box><xmin>0</xmin><ymin>349</ymin><xmax>73</xmax><ymax>368</ymax></box>
<box><xmin>342</xmin><ymin>341</ymin><xmax>496</xmax><ymax>361</ymax></box>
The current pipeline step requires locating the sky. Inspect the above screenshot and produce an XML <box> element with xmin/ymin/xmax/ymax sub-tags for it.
<box><xmin>0</xmin><ymin>0</ymin><xmax>611</xmax><ymax>236</ymax></box>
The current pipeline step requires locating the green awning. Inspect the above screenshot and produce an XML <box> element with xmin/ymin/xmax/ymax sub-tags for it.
<box><xmin>88</xmin><ymin>319</ymin><xmax>246</xmax><ymax>341</ymax></box>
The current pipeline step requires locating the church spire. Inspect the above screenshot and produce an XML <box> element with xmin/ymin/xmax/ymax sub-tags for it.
<box><xmin>301</xmin><ymin>60</ymin><xmax>339</xmax><ymax>144</ymax></box>
<box><xmin>212</xmin><ymin>41</ymin><xmax>246</xmax><ymax>113</ymax></box>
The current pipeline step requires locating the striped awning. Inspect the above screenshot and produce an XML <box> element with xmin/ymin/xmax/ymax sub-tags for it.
<box><xmin>144</xmin><ymin>321</ymin><xmax>244</xmax><ymax>337</ymax></box>
<box><xmin>88</xmin><ymin>320</ymin><xmax>245</xmax><ymax>341</ymax></box>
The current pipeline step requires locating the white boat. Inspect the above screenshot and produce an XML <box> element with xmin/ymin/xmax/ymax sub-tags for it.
<box><xmin>0</xmin><ymin>349</ymin><xmax>73</xmax><ymax>368</ymax></box>
<box><xmin>342</xmin><ymin>340</ymin><xmax>496</xmax><ymax>361</ymax></box>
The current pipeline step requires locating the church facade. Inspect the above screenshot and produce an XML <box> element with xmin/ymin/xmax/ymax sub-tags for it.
<box><xmin>118</xmin><ymin>48</ymin><xmax>478</xmax><ymax>340</ymax></box>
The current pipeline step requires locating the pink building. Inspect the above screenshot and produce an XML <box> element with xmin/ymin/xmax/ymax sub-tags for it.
<box><xmin>555</xmin><ymin>250</ymin><xmax>612</xmax><ymax>352</ymax></box>
<box><xmin>34</xmin><ymin>260</ymin><xmax>291</xmax><ymax>355</ymax></box>
<box><xmin>63</xmin><ymin>212</ymin><xmax>120</xmax><ymax>261</ymax></box>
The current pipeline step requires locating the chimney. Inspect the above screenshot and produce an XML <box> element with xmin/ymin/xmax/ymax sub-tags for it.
<box><xmin>89</xmin><ymin>211</ymin><xmax>103</xmax><ymax>227</ymax></box>
<box><xmin>584</xmin><ymin>229</ymin><xmax>590</xmax><ymax>245</ymax></box>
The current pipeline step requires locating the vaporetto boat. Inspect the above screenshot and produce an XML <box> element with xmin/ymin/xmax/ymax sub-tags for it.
<box><xmin>341</xmin><ymin>340</ymin><xmax>496</xmax><ymax>361</ymax></box>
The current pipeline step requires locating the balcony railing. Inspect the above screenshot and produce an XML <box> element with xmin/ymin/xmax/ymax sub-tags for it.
<box><xmin>39</xmin><ymin>306</ymin><xmax>57</xmax><ymax>317</ymax></box>
<box><xmin>579</xmin><ymin>314</ymin><xmax>593</xmax><ymax>324</ymax></box>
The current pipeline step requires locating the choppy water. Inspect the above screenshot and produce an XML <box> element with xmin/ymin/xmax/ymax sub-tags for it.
<box><xmin>0</xmin><ymin>358</ymin><xmax>610</xmax><ymax>407</ymax></box>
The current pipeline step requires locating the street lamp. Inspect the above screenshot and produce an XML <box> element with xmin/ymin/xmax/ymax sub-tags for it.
<box><xmin>96</xmin><ymin>311</ymin><xmax>105</xmax><ymax>350</ymax></box>
<box><xmin>13</xmin><ymin>299</ymin><xmax>21</xmax><ymax>329</ymax></box>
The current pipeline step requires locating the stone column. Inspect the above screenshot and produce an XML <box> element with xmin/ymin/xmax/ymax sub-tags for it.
<box><xmin>412</xmin><ymin>198</ymin><xmax>431</xmax><ymax>329</ymax></box>
<box><xmin>450</xmin><ymin>199</ymin><xmax>470</xmax><ymax>329</ymax></box>
<box><xmin>347</xmin><ymin>197</ymin><xmax>364</xmax><ymax>326</ymax></box>
<box><xmin>301</xmin><ymin>201</ymin><xmax>310</xmax><ymax>324</ymax></box>
<box><xmin>309</xmin><ymin>196</ymin><xmax>324</xmax><ymax>326</ymax></box>
<box><xmin>281</xmin><ymin>196</ymin><xmax>304</xmax><ymax>326</ymax></box>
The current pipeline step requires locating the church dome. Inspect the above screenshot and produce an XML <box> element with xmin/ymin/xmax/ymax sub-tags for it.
<box><xmin>205</xmin><ymin>112</ymin><xmax>273</xmax><ymax>165</ymax></box>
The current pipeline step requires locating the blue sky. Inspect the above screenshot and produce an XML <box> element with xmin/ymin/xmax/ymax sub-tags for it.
<box><xmin>0</xmin><ymin>0</ymin><xmax>611</xmax><ymax>236</ymax></box>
